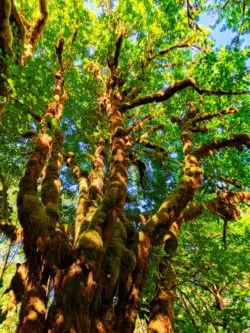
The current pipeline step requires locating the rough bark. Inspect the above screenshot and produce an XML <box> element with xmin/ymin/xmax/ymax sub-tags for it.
<box><xmin>16</xmin><ymin>45</ymin><xmax>72</xmax><ymax>330</ymax></box>
<box><xmin>120</xmin><ymin>117</ymin><xmax>203</xmax><ymax>332</ymax></box>
<box><xmin>3</xmin><ymin>11</ymin><xmax>249</xmax><ymax>332</ymax></box>
<box><xmin>147</xmin><ymin>260</ymin><xmax>176</xmax><ymax>333</ymax></box>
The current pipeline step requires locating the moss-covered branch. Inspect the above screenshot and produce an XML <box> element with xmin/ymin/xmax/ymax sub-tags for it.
<box><xmin>194</xmin><ymin>134</ymin><xmax>250</xmax><ymax>158</ymax></box>
<box><xmin>182</xmin><ymin>191</ymin><xmax>250</xmax><ymax>222</ymax></box>
<box><xmin>75</xmin><ymin>139</ymin><xmax>106</xmax><ymax>245</ymax></box>
<box><xmin>149</xmin><ymin>39</ymin><xmax>200</xmax><ymax>62</ymax></box>
<box><xmin>126</xmin><ymin>113</ymin><xmax>154</xmax><ymax>135</ymax></box>
<box><xmin>142</xmin><ymin>133</ymin><xmax>202</xmax><ymax>245</ymax></box>
<box><xmin>120</xmin><ymin>78</ymin><xmax>248</xmax><ymax>111</ymax></box>
<box><xmin>191</xmin><ymin>107</ymin><xmax>239</xmax><ymax>124</ymax></box>
<box><xmin>122</xmin><ymin>117</ymin><xmax>203</xmax><ymax>331</ymax></box>
<box><xmin>147</xmin><ymin>259</ymin><xmax>176</xmax><ymax>333</ymax></box>
<box><xmin>65</xmin><ymin>152</ymin><xmax>90</xmax><ymax>242</ymax></box>
<box><xmin>22</xmin><ymin>0</ymin><xmax>48</xmax><ymax>62</ymax></box>
<box><xmin>113</xmin><ymin>33</ymin><xmax>124</xmax><ymax>70</ymax></box>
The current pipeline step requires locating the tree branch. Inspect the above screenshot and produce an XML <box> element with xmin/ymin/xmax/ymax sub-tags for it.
<box><xmin>137</xmin><ymin>138</ymin><xmax>168</xmax><ymax>153</ymax></box>
<box><xmin>182</xmin><ymin>191</ymin><xmax>250</xmax><ymax>222</ymax></box>
<box><xmin>29</xmin><ymin>0</ymin><xmax>48</xmax><ymax>49</ymax></box>
<box><xmin>149</xmin><ymin>40</ymin><xmax>200</xmax><ymax>62</ymax></box>
<box><xmin>194</xmin><ymin>134</ymin><xmax>250</xmax><ymax>158</ymax></box>
<box><xmin>0</xmin><ymin>221</ymin><xmax>23</xmax><ymax>242</ymax></box>
<box><xmin>164</xmin><ymin>60</ymin><xmax>199</xmax><ymax>68</ymax></box>
<box><xmin>192</xmin><ymin>107</ymin><xmax>240</xmax><ymax>125</ymax></box>
<box><xmin>113</xmin><ymin>33</ymin><xmax>123</xmax><ymax>69</ymax></box>
<box><xmin>121</xmin><ymin>78</ymin><xmax>248</xmax><ymax>111</ymax></box>
<box><xmin>55</xmin><ymin>37</ymin><xmax>65</xmax><ymax>71</ymax></box>
<box><xmin>27</xmin><ymin>109</ymin><xmax>43</xmax><ymax>121</ymax></box>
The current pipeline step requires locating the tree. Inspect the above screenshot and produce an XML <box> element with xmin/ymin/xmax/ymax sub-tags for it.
<box><xmin>0</xmin><ymin>0</ymin><xmax>249</xmax><ymax>332</ymax></box>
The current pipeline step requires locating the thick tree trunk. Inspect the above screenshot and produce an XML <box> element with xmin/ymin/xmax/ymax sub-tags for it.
<box><xmin>16</xmin><ymin>62</ymin><xmax>72</xmax><ymax>331</ymax></box>
<box><xmin>147</xmin><ymin>260</ymin><xmax>176</xmax><ymax>333</ymax></box>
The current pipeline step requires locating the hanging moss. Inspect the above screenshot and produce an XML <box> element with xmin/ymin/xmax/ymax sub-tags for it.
<box><xmin>62</xmin><ymin>263</ymin><xmax>85</xmax><ymax>316</ymax></box>
<box><xmin>121</xmin><ymin>215</ymin><xmax>135</xmax><ymax>238</ymax></box>
<box><xmin>103</xmin><ymin>219</ymin><xmax>136</xmax><ymax>306</ymax></box>
<box><xmin>104</xmin><ymin>243</ymin><xmax>124</xmax><ymax>302</ymax></box>
<box><xmin>40</xmin><ymin>229</ymin><xmax>74</xmax><ymax>269</ymax></box>
<box><xmin>116</xmin><ymin>218</ymin><xmax>127</xmax><ymax>241</ymax></box>
<box><xmin>103</xmin><ymin>221</ymin><xmax>125</xmax><ymax>304</ymax></box>
<box><xmin>121</xmin><ymin>248</ymin><xmax>136</xmax><ymax>282</ymax></box>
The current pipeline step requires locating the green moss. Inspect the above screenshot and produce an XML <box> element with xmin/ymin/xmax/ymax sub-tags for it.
<box><xmin>45</xmin><ymin>206</ymin><xmax>59</xmax><ymax>223</ymax></box>
<box><xmin>102</xmin><ymin>183</ymin><xmax>124</xmax><ymax>208</ymax></box>
<box><xmin>106</xmin><ymin>243</ymin><xmax>124</xmax><ymax>273</ymax></box>
<box><xmin>116</xmin><ymin>219</ymin><xmax>127</xmax><ymax>241</ymax></box>
<box><xmin>76</xmin><ymin>229</ymin><xmax>103</xmax><ymax>250</ymax></box>
<box><xmin>91</xmin><ymin>206</ymin><xmax>107</xmax><ymax>229</ymax></box>
<box><xmin>121</xmin><ymin>248</ymin><xmax>136</xmax><ymax>278</ymax></box>
<box><xmin>20</xmin><ymin>194</ymin><xmax>49</xmax><ymax>230</ymax></box>
<box><xmin>121</xmin><ymin>215</ymin><xmax>135</xmax><ymax>238</ymax></box>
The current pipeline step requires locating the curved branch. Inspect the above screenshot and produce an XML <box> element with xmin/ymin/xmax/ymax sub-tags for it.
<box><xmin>149</xmin><ymin>41</ymin><xmax>200</xmax><ymax>62</ymax></box>
<box><xmin>21</xmin><ymin>0</ymin><xmax>48</xmax><ymax>62</ymax></box>
<box><xmin>182</xmin><ymin>192</ymin><xmax>250</xmax><ymax>222</ymax></box>
<box><xmin>0</xmin><ymin>221</ymin><xmax>23</xmax><ymax>242</ymax></box>
<box><xmin>194</xmin><ymin>134</ymin><xmax>250</xmax><ymax>158</ymax></box>
<box><xmin>121</xmin><ymin>78</ymin><xmax>248</xmax><ymax>111</ymax></box>
<box><xmin>192</xmin><ymin>107</ymin><xmax>240</xmax><ymax>125</ymax></box>
<box><xmin>29</xmin><ymin>0</ymin><xmax>48</xmax><ymax>49</ymax></box>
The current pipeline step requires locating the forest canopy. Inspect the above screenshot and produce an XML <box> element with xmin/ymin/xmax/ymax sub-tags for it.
<box><xmin>0</xmin><ymin>0</ymin><xmax>250</xmax><ymax>332</ymax></box>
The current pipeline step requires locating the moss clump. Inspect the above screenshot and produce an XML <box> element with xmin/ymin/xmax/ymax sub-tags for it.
<box><xmin>18</xmin><ymin>194</ymin><xmax>49</xmax><ymax>232</ymax></box>
<box><xmin>77</xmin><ymin>229</ymin><xmax>103</xmax><ymax>250</ymax></box>
<box><xmin>90</xmin><ymin>206</ymin><xmax>107</xmax><ymax>230</ymax></box>
<box><xmin>45</xmin><ymin>205</ymin><xmax>59</xmax><ymax>225</ymax></box>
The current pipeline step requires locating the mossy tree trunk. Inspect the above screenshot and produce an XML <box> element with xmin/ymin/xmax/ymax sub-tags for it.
<box><xmin>1</xmin><ymin>6</ymin><xmax>250</xmax><ymax>333</ymax></box>
<box><xmin>16</xmin><ymin>41</ymin><xmax>72</xmax><ymax>333</ymax></box>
